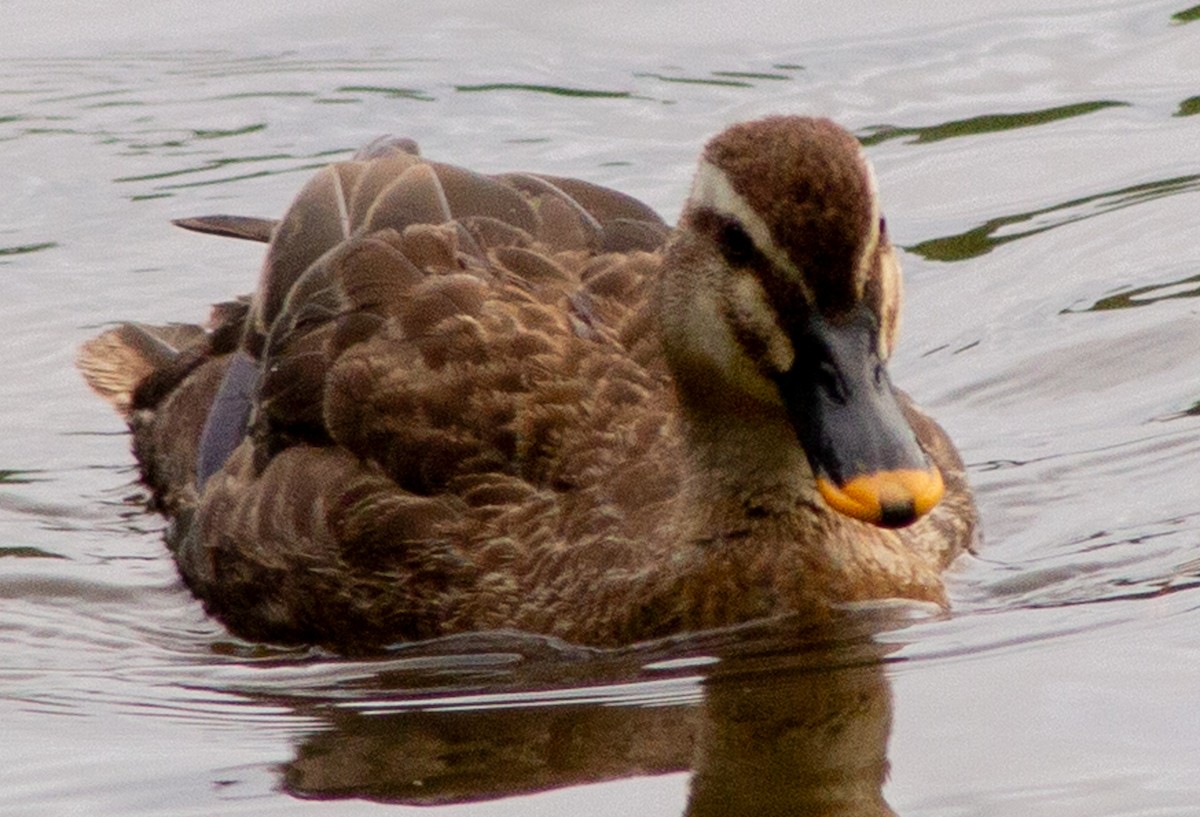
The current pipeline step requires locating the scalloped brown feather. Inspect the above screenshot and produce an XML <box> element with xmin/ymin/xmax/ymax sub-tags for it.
<box><xmin>78</xmin><ymin>121</ymin><xmax>975</xmax><ymax>651</ymax></box>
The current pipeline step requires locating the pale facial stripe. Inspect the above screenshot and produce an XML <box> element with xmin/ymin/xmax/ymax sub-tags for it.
<box><xmin>859</xmin><ymin>160</ymin><xmax>901</xmax><ymax>359</ymax></box>
<box><xmin>693</xmin><ymin>155</ymin><xmax>886</xmax><ymax>306</ymax></box>
<box><xmin>857</xmin><ymin>160</ymin><xmax>883</xmax><ymax>293</ymax></box>
<box><xmin>689</xmin><ymin>160</ymin><xmax>815</xmax><ymax>305</ymax></box>
<box><xmin>875</xmin><ymin>248</ymin><xmax>903</xmax><ymax>359</ymax></box>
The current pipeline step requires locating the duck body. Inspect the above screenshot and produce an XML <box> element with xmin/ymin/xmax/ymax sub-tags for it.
<box><xmin>80</xmin><ymin>117</ymin><xmax>976</xmax><ymax>651</ymax></box>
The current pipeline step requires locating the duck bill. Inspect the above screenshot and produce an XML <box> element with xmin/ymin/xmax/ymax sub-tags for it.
<box><xmin>814</xmin><ymin>467</ymin><xmax>943</xmax><ymax>528</ymax></box>
<box><xmin>776</xmin><ymin>308</ymin><xmax>943</xmax><ymax>528</ymax></box>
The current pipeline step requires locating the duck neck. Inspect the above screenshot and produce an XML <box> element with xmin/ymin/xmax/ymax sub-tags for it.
<box><xmin>676</xmin><ymin>396</ymin><xmax>818</xmax><ymax>542</ymax></box>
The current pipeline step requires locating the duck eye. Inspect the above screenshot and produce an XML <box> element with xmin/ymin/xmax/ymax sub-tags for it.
<box><xmin>718</xmin><ymin>220</ymin><xmax>757</xmax><ymax>267</ymax></box>
<box><xmin>815</xmin><ymin>357</ymin><xmax>846</xmax><ymax>405</ymax></box>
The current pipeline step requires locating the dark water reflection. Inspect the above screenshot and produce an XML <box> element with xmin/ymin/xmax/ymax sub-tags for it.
<box><xmin>248</xmin><ymin>617</ymin><xmax>906</xmax><ymax>815</ymax></box>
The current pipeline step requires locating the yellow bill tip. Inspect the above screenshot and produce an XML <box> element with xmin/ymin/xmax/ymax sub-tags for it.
<box><xmin>816</xmin><ymin>467</ymin><xmax>944</xmax><ymax>528</ymax></box>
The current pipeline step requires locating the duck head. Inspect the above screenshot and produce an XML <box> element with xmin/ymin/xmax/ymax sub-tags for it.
<box><xmin>660</xmin><ymin>116</ymin><xmax>943</xmax><ymax>528</ymax></box>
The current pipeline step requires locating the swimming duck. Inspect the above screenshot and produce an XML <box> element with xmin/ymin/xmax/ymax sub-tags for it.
<box><xmin>79</xmin><ymin>116</ymin><xmax>976</xmax><ymax>651</ymax></box>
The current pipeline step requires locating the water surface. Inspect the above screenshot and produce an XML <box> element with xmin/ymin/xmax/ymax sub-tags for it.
<box><xmin>3</xmin><ymin>1</ymin><xmax>1200</xmax><ymax>815</ymax></box>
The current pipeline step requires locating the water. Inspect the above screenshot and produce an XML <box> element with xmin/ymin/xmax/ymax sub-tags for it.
<box><xmin>3</xmin><ymin>1</ymin><xmax>1200</xmax><ymax>814</ymax></box>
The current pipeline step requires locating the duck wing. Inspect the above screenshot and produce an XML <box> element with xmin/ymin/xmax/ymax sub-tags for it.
<box><xmin>79</xmin><ymin>141</ymin><xmax>678</xmax><ymax>649</ymax></box>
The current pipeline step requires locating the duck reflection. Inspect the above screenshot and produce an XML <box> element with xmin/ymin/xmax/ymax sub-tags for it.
<box><xmin>276</xmin><ymin>616</ymin><xmax>906</xmax><ymax>815</ymax></box>
<box><xmin>688</xmin><ymin>655</ymin><xmax>894</xmax><ymax>816</ymax></box>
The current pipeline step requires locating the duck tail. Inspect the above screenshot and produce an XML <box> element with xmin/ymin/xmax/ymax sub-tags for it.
<box><xmin>77</xmin><ymin>322</ymin><xmax>205</xmax><ymax>418</ymax></box>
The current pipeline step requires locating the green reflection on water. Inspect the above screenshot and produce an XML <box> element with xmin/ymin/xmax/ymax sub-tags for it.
<box><xmin>909</xmin><ymin>173</ymin><xmax>1200</xmax><ymax>262</ymax></box>
<box><xmin>1171</xmin><ymin>4</ymin><xmax>1200</xmax><ymax>23</ymax></box>
<box><xmin>455</xmin><ymin>84</ymin><xmax>633</xmax><ymax>99</ymax></box>
<box><xmin>0</xmin><ymin>242</ymin><xmax>57</xmax><ymax>258</ymax></box>
<box><xmin>84</xmin><ymin>101</ymin><xmax>147</xmax><ymax>110</ymax></box>
<box><xmin>154</xmin><ymin>165</ymin><xmax>325</xmax><ymax>190</ymax></box>
<box><xmin>192</xmin><ymin>123</ymin><xmax>267</xmax><ymax>139</ymax></box>
<box><xmin>859</xmin><ymin>100</ymin><xmax>1128</xmax><ymax>146</ymax></box>
<box><xmin>0</xmin><ymin>546</ymin><xmax>66</xmax><ymax>559</ymax></box>
<box><xmin>115</xmin><ymin>153</ymin><xmax>294</xmax><ymax>183</ymax></box>
<box><xmin>1065</xmin><ymin>272</ymin><xmax>1200</xmax><ymax>313</ymax></box>
<box><xmin>711</xmin><ymin>70</ymin><xmax>792</xmax><ymax>81</ymax></box>
<box><xmin>0</xmin><ymin>469</ymin><xmax>46</xmax><ymax>484</ymax></box>
<box><xmin>207</xmin><ymin>91</ymin><xmax>315</xmax><ymax>101</ymax></box>
<box><xmin>1176</xmin><ymin>96</ymin><xmax>1200</xmax><ymax>116</ymax></box>
<box><xmin>637</xmin><ymin>72</ymin><xmax>753</xmax><ymax>88</ymax></box>
<box><xmin>337</xmin><ymin>85</ymin><xmax>435</xmax><ymax>102</ymax></box>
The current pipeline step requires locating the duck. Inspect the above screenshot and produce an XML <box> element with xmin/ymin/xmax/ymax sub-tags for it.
<box><xmin>79</xmin><ymin>115</ymin><xmax>976</xmax><ymax>651</ymax></box>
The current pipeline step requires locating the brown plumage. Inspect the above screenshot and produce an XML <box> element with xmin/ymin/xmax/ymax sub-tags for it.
<box><xmin>79</xmin><ymin>117</ymin><xmax>976</xmax><ymax>651</ymax></box>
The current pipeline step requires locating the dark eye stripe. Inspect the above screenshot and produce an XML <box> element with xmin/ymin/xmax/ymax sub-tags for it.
<box><xmin>691</xmin><ymin>207</ymin><xmax>771</xmax><ymax>270</ymax></box>
<box><xmin>717</xmin><ymin>221</ymin><xmax>757</xmax><ymax>267</ymax></box>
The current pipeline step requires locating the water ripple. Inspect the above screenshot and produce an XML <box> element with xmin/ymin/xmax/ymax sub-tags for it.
<box><xmin>454</xmin><ymin>83</ymin><xmax>636</xmax><ymax>99</ymax></box>
<box><xmin>909</xmin><ymin>172</ymin><xmax>1200</xmax><ymax>261</ymax></box>
<box><xmin>860</xmin><ymin>100</ymin><xmax>1129</xmax><ymax>146</ymax></box>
